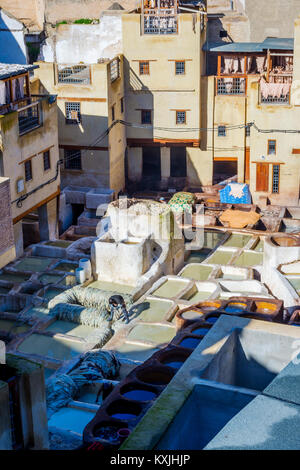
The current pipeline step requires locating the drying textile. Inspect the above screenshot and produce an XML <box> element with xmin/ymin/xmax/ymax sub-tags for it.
<box><xmin>168</xmin><ymin>192</ymin><xmax>195</xmax><ymax>214</ymax></box>
<box><xmin>220</xmin><ymin>209</ymin><xmax>260</xmax><ymax>229</ymax></box>
<box><xmin>229</xmin><ymin>183</ymin><xmax>246</xmax><ymax>199</ymax></box>
<box><xmin>0</xmin><ymin>81</ymin><xmax>5</xmax><ymax>105</ymax></box>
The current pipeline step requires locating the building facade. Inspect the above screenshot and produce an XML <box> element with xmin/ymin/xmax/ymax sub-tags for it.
<box><xmin>0</xmin><ymin>63</ymin><xmax>60</xmax><ymax>256</ymax></box>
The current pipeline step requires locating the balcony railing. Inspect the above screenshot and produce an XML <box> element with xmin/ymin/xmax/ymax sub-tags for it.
<box><xmin>216</xmin><ymin>77</ymin><xmax>246</xmax><ymax>95</ymax></box>
<box><xmin>18</xmin><ymin>101</ymin><xmax>42</xmax><ymax>135</ymax></box>
<box><xmin>143</xmin><ymin>11</ymin><xmax>177</xmax><ymax>34</ymax></box>
<box><xmin>260</xmin><ymin>79</ymin><xmax>291</xmax><ymax>105</ymax></box>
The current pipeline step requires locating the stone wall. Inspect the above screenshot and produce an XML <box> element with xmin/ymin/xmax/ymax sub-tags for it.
<box><xmin>0</xmin><ymin>177</ymin><xmax>16</xmax><ymax>269</ymax></box>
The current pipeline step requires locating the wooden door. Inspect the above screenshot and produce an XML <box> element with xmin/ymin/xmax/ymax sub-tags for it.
<box><xmin>245</xmin><ymin>147</ymin><xmax>250</xmax><ymax>184</ymax></box>
<box><xmin>256</xmin><ymin>163</ymin><xmax>269</xmax><ymax>192</ymax></box>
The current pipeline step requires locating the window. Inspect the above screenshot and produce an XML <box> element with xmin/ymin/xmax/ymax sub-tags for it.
<box><xmin>268</xmin><ymin>140</ymin><xmax>276</xmax><ymax>155</ymax></box>
<box><xmin>218</xmin><ymin>125</ymin><xmax>226</xmax><ymax>137</ymax></box>
<box><xmin>176</xmin><ymin>111</ymin><xmax>186</xmax><ymax>125</ymax></box>
<box><xmin>24</xmin><ymin>160</ymin><xmax>32</xmax><ymax>182</ymax></box>
<box><xmin>141</xmin><ymin>109</ymin><xmax>152</xmax><ymax>124</ymax></box>
<box><xmin>120</xmin><ymin>97</ymin><xmax>124</xmax><ymax>114</ymax></box>
<box><xmin>57</xmin><ymin>65</ymin><xmax>90</xmax><ymax>84</ymax></box>
<box><xmin>272</xmin><ymin>164</ymin><xmax>280</xmax><ymax>193</ymax></box>
<box><xmin>175</xmin><ymin>61</ymin><xmax>185</xmax><ymax>75</ymax></box>
<box><xmin>64</xmin><ymin>149</ymin><xmax>82</xmax><ymax>170</ymax></box>
<box><xmin>65</xmin><ymin>102</ymin><xmax>81</xmax><ymax>124</ymax></box>
<box><xmin>139</xmin><ymin>61</ymin><xmax>150</xmax><ymax>75</ymax></box>
<box><xmin>111</xmin><ymin>105</ymin><xmax>115</xmax><ymax>122</ymax></box>
<box><xmin>245</xmin><ymin>125</ymin><xmax>251</xmax><ymax>137</ymax></box>
<box><xmin>43</xmin><ymin>151</ymin><xmax>51</xmax><ymax>171</ymax></box>
<box><xmin>110</xmin><ymin>58</ymin><xmax>120</xmax><ymax>82</ymax></box>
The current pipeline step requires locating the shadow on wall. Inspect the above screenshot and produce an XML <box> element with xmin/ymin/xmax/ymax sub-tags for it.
<box><xmin>0</xmin><ymin>11</ymin><xmax>28</xmax><ymax>64</ymax></box>
<box><xmin>123</xmin><ymin>58</ymin><xmax>208</xmax><ymax>190</ymax></box>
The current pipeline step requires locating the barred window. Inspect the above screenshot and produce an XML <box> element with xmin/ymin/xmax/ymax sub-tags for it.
<box><xmin>268</xmin><ymin>140</ymin><xmax>276</xmax><ymax>155</ymax></box>
<box><xmin>139</xmin><ymin>61</ymin><xmax>150</xmax><ymax>75</ymax></box>
<box><xmin>218</xmin><ymin>125</ymin><xmax>226</xmax><ymax>137</ymax></box>
<box><xmin>245</xmin><ymin>125</ymin><xmax>251</xmax><ymax>137</ymax></box>
<box><xmin>272</xmin><ymin>164</ymin><xmax>280</xmax><ymax>193</ymax></box>
<box><xmin>175</xmin><ymin>61</ymin><xmax>185</xmax><ymax>75</ymax></box>
<box><xmin>176</xmin><ymin>111</ymin><xmax>186</xmax><ymax>124</ymax></box>
<box><xmin>65</xmin><ymin>102</ymin><xmax>81</xmax><ymax>124</ymax></box>
<box><xmin>24</xmin><ymin>160</ymin><xmax>32</xmax><ymax>182</ymax></box>
<box><xmin>64</xmin><ymin>149</ymin><xmax>82</xmax><ymax>170</ymax></box>
<box><xmin>57</xmin><ymin>65</ymin><xmax>90</xmax><ymax>84</ymax></box>
<box><xmin>141</xmin><ymin>109</ymin><xmax>152</xmax><ymax>124</ymax></box>
<box><xmin>110</xmin><ymin>58</ymin><xmax>120</xmax><ymax>82</ymax></box>
<box><xmin>43</xmin><ymin>151</ymin><xmax>51</xmax><ymax>171</ymax></box>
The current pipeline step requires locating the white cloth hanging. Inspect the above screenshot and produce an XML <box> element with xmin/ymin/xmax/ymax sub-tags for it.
<box><xmin>0</xmin><ymin>81</ymin><xmax>6</xmax><ymax>105</ymax></box>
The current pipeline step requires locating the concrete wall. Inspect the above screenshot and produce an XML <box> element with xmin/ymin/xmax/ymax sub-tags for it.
<box><xmin>245</xmin><ymin>0</ymin><xmax>300</xmax><ymax>41</ymax></box>
<box><xmin>0</xmin><ymin>8</ymin><xmax>28</xmax><ymax>64</ymax></box>
<box><xmin>44</xmin><ymin>0</ymin><xmax>137</xmax><ymax>24</ymax></box>
<box><xmin>0</xmin><ymin>178</ymin><xmax>16</xmax><ymax>269</ymax></box>
<box><xmin>0</xmin><ymin>0</ymin><xmax>45</xmax><ymax>31</ymax></box>
<box><xmin>41</xmin><ymin>14</ymin><xmax>123</xmax><ymax>64</ymax></box>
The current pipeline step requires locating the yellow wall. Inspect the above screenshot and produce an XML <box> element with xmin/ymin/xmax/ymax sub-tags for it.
<box><xmin>0</xmin><ymin>96</ymin><xmax>60</xmax><ymax>221</ymax></box>
<box><xmin>34</xmin><ymin>62</ymin><xmax>113</xmax><ymax>189</ymax></box>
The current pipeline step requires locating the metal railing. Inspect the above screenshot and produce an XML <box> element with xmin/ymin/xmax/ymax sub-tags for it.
<box><xmin>143</xmin><ymin>11</ymin><xmax>177</xmax><ymax>34</ymax></box>
<box><xmin>57</xmin><ymin>64</ymin><xmax>91</xmax><ymax>85</ymax></box>
<box><xmin>260</xmin><ymin>93</ymin><xmax>290</xmax><ymax>104</ymax></box>
<box><xmin>18</xmin><ymin>101</ymin><xmax>42</xmax><ymax>135</ymax></box>
<box><xmin>216</xmin><ymin>77</ymin><xmax>246</xmax><ymax>95</ymax></box>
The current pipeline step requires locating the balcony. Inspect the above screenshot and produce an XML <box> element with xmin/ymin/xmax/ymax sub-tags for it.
<box><xmin>143</xmin><ymin>13</ymin><xmax>177</xmax><ymax>34</ymax></box>
<box><xmin>260</xmin><ymin>78</ymin><xmax>291</xmax><ymax>105</ymax></box>
<box><xmin>216</xmin><ymin>77</ymin><xmax>246</xmax><ymax>95</ymax></box>
<box><xmin>18</xmin><ymin>100</ymin><xmax>42</xmax><ymax>135</ymax></box>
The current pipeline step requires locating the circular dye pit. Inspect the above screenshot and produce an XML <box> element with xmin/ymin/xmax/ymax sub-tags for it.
<box><xmin>198</xmin><ymin>301</ymin><xmax>222</xmax><ymax>313</ymax></box>
<box><xmin>107</xmin><ymin>400</ymin><xmax>142</xmax><ymax>422</ymax></box>
<box><xmin>255</xmin><ymin>302</ymin><xmax>277</xmax><ymax>314</ymax></box>
<box><xmin>224</xmin><ymin>302</ymin><xmax>247</xmax><ymax>314</ymax></box>
<box><xmin>179</xmin><ymin>337</ymin><xmax>202</xmax><ymax>349</ymax></box>
<box><xmin>270</xmin><ymin>235</ymin><xmax>300</xmax><ymax>247</ymax></box>
<box><xmin>205</xmin><ymin>315</ymin><xmax>220</xmax><ymax>324</ymax></box>
<box><xmin>93</xmin><ymin>424</ymin><xmax>122</xmax><ymax>442</ymax></box>
<box><xmin>180</xmin><ymin>309</ymin><xmax>203</xmax><ymax>321</ymax></box>
<box><xmin>122</xmin><ymin>389</ymin><xmax>157</xmax><ymax>402</ymax></box>
<box><xmin>136</xmin><ymin>367</ymin><xmax>174</xmax><ymax>386</ymax></box>
<box><xmin>191</xmin><ymin>326</ymin><xmax>211</xmax><ymax>335</ymax></box>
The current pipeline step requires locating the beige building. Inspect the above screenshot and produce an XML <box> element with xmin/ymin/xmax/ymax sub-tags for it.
<box><xmin>0</xmin><ymin>63</ymin><xmax>60</xmax><ymax>256</ymax></box>
<box><xmin>121</xmin><ymin>2</ymin><xmax>208</xmax><ymax>191</ymax></box>
<box><xmin>34</xmin><ymin>57</ymin><xmax>126</xmax><ymax>195</ymax></box>
<box><xmin>0</xmin><ymin>177</ymin><xmax>16</xmax><ymax>269</ymax></box>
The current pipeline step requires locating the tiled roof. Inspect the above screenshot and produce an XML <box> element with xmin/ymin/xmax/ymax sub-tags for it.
<box><xmin>0</xmin><ymin>63</ymin><xmax>39</xmax><ymax>80</ymax></box>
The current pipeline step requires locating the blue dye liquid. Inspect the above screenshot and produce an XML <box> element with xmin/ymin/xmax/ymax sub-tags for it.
<box><xmin>122</xmin><ymin>390</ymin><xmax>156</xmax><ymax>401</ymax></box>
<box><xmin>225</xmin><ymin>307</ymin><xmax>245</xmax><ymax>313</ymax></box>
<box><xmin>179</xmin><ymin>337</ymin><xmax>201</xmax><ymax>349</ymax></box>
<box><xmin>192</xmin><ymin>327</ymin><xmax>210</xmax><ymax>335</ymax></box>
<box><xmin>206</xmin><ymin>316</ymin><xmax>219</xmax><ymax>324</ymax></box>
<box><xmin>111</xmin><ymin>413</ymin><xmax>138</xmax><ymax>421</ymax></box>
<box><xmin>291</xmin><ymin>323</ymin><xmax>300</xmax><ymax>327</ymax></box>
<box><xmin>164</xmin><ymin>361</ymin><xmax>184</xmax><ymax>370</ymax></box>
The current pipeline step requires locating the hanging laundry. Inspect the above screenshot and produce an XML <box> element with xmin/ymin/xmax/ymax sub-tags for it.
<box><xmin>257</xmin><ymin>56</ymin><xmax>267</xmax><ymax>73</ymax></box>
<box><xmin>0</xmin><ymin>81</ymin><xmax>6</xmax><ymax>105</ymax></box>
